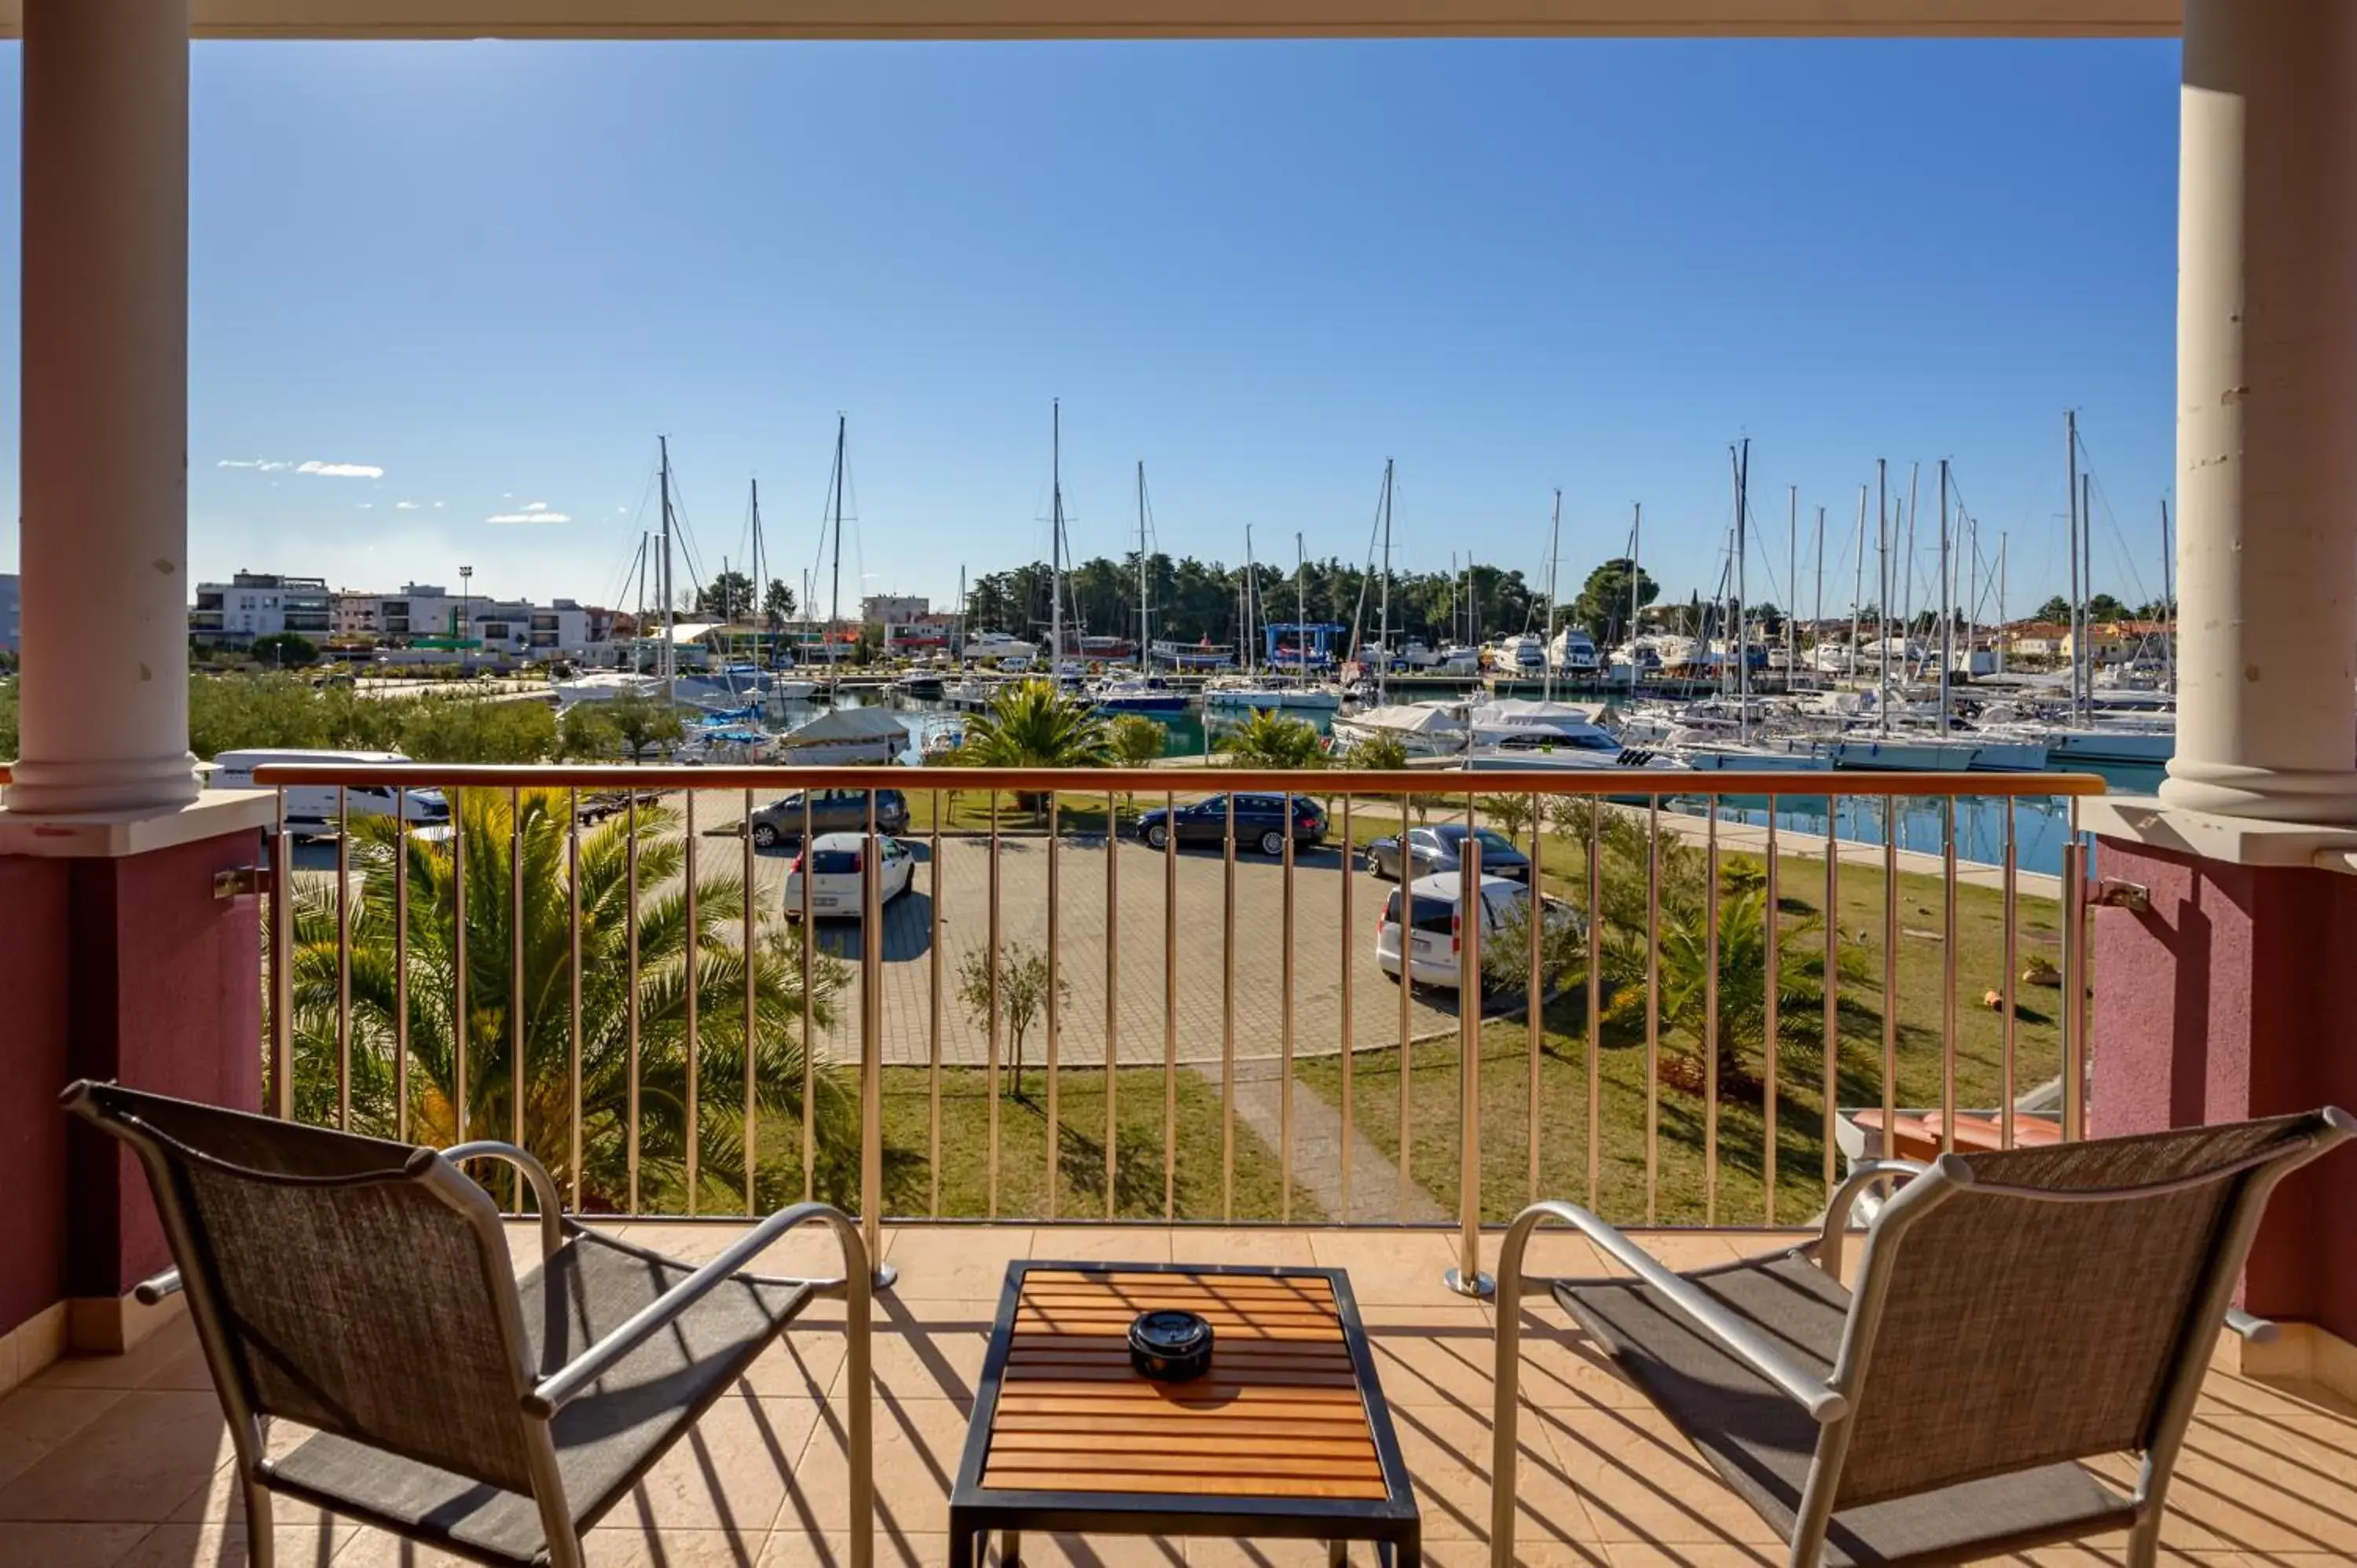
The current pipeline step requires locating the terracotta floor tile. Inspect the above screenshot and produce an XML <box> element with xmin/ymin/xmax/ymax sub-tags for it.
<box><xmin>1359</xmin><ymin>1306</ymin><xmax>1499</xmax><ymax>1409</ymax></box>
<box><xmin>604</xmin><ymin>1391</ymin><xmax>823</xmax><ymax>1537</ymax></box>
<box><xmin>1390</xmin><ymin>1398</ymin><xmax>1596</xmax><ymax>1546</ymax></box>
<box><xmin>118</xmin><ymin>1521</ymin><xmax>356</xmax><ymax>1568</ymax></box>
<box><xmin>885</xmin><ymin>1229</ymin><xmax>1037</xmax><ymax>1300</ymax></box>
<box><xmin>0</xmin><ymin>1390</ymin><xmax>229</xmax><ymax>1523</ymax></box>
<box><xmin>1495</xmin><ymin>1303</ymin><xmax>1654</xmax><ymax>1414</ymax></box>
<box><xmin>761</xmin><ymin>1530</ymin><xmax>1189</xmax><ymax>1568</ymax></box>
<box><xmin>1028</xmin><ymin>1228</ymin><xmax>1176</xmax><ymax>1266</ymax></box>
<box><xmin>2142</xmin><ymin>1418</ymin><xmax>2357</xmax><ymax>1556</ymax></box>
<box><xmin>1531</xmin><ymin>1407</ymin><xmax>1780</xmax><ymax>1552</ymax></box>
<box><xmin>781</xmin><ymin>1395</ymin><xmax>973</xmax><ymax>1544</ymax></box>
<box><xmin>0</xmin><ymin>1385</ymin><xmax>130</xmax><ymax>1485</ymax></box>
<box><xmin>1307</xmin><ymin>1232</ymin><xmax>1462</xmax><ymax>1306</ymax></box>
<box><xmin>31</xmin><ymin>1318</ymin><xmax>200</xmax><ymax>1391</ymax></box>
<box><xmin>0</xmin><ymin>1522</ymin><xmax>153</xmax><ymax>1568</ymax></box>
<box><xmin>2007</xmin><ymin>1537</ymin><xmax>2250</xmax><ymax>1566</ymax></box>
<box><xmin>814</xmin><ymin>1298</ymin><xmax>995</xmax><ymax>1406</ymax></box>
<box><xmin>1162</xmin><ymin>1229</ymin><xmax>1322</xmax><ymax>1267</ymax></box>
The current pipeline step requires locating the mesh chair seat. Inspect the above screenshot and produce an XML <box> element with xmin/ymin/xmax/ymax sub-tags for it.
<box><xmin>270</xmin><ymin>1228</ymin><xmax>814</xmax><ymax>1568</ymax></box>
<box><xmin>1558</xmin><ymin>1252</ymin><xmax>2137</xmax><ymax>1567</ymax></box>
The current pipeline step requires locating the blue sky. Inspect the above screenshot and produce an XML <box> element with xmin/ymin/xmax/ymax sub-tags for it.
<box><xmin>0</xmin><ymin>38</ymin><xmax>2181</xmax><ymax>621</ymax></box>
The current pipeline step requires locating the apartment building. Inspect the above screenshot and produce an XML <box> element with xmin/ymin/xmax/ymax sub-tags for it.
<box><xmin>188</xmin><ymin>570</ymin><xmax>334</xmax><ymax>646</ymax></box>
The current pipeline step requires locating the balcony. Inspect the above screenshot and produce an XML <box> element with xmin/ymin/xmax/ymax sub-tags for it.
<box><xmin>3</xmin><ymin>1218</ymin><xmax>2352</xmax><ymax>1568</ymax></box>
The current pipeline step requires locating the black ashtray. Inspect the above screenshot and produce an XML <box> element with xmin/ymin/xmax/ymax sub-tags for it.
<box><xmin>1128</xmin><ymin>1308</ymin><xmax>1215</xmax><ymax>1382</ymax></box>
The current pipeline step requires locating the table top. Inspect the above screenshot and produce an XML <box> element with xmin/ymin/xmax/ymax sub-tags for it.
<box><xmin>951</xmin><ymin>1260</ymin><xmax>1418</xmax><ymax>1533</ymax></box>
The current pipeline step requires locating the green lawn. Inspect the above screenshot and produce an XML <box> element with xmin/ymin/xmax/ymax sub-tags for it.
<box><xmin>874</xmin><ymin>1063</ymin><xmax>1317</xmax><ymax>1223</ymax></box>
<box><xmin>1298</xmin><ymin>826</ymin><xmax>2074</xmax><ymax>1228</ymax></box>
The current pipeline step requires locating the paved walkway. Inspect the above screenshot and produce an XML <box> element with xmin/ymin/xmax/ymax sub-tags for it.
<box><xmin>1194</xmin><ymin>1057</ymin><xmax>1450</xmax><ymax>1223</ymax></box>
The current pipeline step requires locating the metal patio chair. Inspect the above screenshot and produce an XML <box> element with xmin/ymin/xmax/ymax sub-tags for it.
<box><xmin>62</xmin><ymin>1080</ymin><xmax>876</xmax><ymax>1568</ymax></box>
<box><xmin>1490</xmin><ymin>1109</ymin><xmax>2353</xmax><ymax>1568</ymax></box>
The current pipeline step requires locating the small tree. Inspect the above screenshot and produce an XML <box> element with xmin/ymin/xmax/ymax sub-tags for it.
<box><xmin>606</xmin><ymin>692</ymin><xmax>684</xmax><ymax>763</ymax></box>
<box><xmin>1110</xmin><ymin>714</ymin><xmax>1166</xmax><ymax>769</ymax></box>
<box><xmin>1478</xmin><ymin>793</ymin><xmax>1538</xmax><ymax>851</ymax></box>
<box><xmin>1218</xmin><ymin>709</ymin><xmax>1325</xmax><ymax>770</ymax></box>
<box><xmin>1480</xmin><ymin>894</ymin><xmax>1586</xmax><ymax>1005</ymax></box>
<box><xmin>557</xmin><ymin>703</ymin><xmax>621</xmax><ymax>761</ymax></box>
<box><xmin>956</xmin><ymin>943</ymin><xmax>1068</xmax><ymax>1101</ymax></box>
<box><xmin>1341</xmin><ymin>733</ymin><xmax>1409</xmax><ymax>772</ymax></box>
<box><xmin>251</xmin><ymin>632</ymin><xmax>320</xmax><ymax>668</ymax></box>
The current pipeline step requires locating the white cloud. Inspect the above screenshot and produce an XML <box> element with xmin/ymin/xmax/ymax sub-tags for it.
<box><xmin>357</xmin><ymin>503</ymin><xmax>374</xmax><ymax>510</ymax></box>
<box><xmin>295</xmin><ymin>460</ymin><xmax>385</xmax><ymax>479</ymax></box>
<box><xmin>486</xmin><ymin>501</ymin><xmax>571</xmax><ymax>525</ymax></box>
<box><xmin>216</xmin><ymin>459</ymin><xmax>291</xmax><ymax>471</ymax></box>
<box><xmin>433</xmin><ymin>500</ymin><xmax>447</xmax><ymax>509</ymax></box>
<box><xmin>394</xmin><ymin>500</ymin><xmax>421</xmax><ymax>511</ymax></box>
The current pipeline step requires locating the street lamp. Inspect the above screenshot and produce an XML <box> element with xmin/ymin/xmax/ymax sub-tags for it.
<box><xmin>459</xmin><ymin>566</ymin><xmax>474</xmax><ymax>677</ymax></box>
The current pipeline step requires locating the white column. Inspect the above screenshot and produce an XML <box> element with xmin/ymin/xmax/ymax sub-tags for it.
<box><xmin>2162</xmin><ymin>0</ymin><xmax>2357</xmax><ymax>822</ymax></box>
<box><xmin>7</xmin><ymin>0</ymin><xmax>197</xmax><ymax>816</ymax></box>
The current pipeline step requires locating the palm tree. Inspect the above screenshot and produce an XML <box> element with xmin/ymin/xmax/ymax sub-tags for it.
<box><xmin>960</xmin><ymin>679</ymin><xmax>1112</xmax><ymax>817</ymax></box>
<box><xmin>1219</xmin><ymin>709</ymin><xmax>1325</xmax><ymax>770</ymax></box>
<box><xmin>287</xmin><ymin>788</ymin><xmax>878</xmax><ymax>1213</ymax></box>
<box><xmin>1341</xmin><ymin>734</ymin><xmax>1409</xmax><ymax>771</ymax></box>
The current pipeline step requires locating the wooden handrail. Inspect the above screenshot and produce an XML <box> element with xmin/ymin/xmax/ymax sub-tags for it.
<box><xmin>249</xmin><ymin>762</ymin><xmax>2109</xmax><ymax>797</ymax></box>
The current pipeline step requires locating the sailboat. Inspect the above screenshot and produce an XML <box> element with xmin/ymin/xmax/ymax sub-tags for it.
<box><xmin>1203</xmin><ymin>529</ymin><xmax>1345</xmax><ymax>712</ymax></box>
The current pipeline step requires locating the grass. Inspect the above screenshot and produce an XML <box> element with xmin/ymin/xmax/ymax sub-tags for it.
<box><xmin>874</xmin><ymin>1063</ymin><xmax>1318</xmax><ymax>1222</ymax></box>
<box><xmin>1298</xmin><ymin>826</ymin><xmax>2074</xmax><ymax>1228</ymax></box>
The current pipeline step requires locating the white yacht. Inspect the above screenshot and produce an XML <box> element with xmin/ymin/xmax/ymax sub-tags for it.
<box><xmin>1329</xmin><ymin>701</ymin><xmax>1469</xmax><ymax>757</ymax></box>
<box><xmin>1548</xmin><ymin>628</ymin><xmax>1602</xmax><ymax>676</ymax></box>
<box><xmin>1201</xmin><ymin>676</ymin><xmax>1345</xmax><ymax>713</ymax></box>
<box><xmin>1459</xmin><ymin>700</ymin><xmax>1685</xmax><ymax>771</ymax></box>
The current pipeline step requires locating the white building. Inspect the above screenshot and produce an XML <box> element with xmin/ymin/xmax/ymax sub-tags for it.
<box><xmin>189</xmin><ymin>571</ymin><xmax>333</xmax><ymax>647</ymax></box>
<box><xmin>0</xmin><ymin>573</ymin><xmax>19</xmax><ymax>656</ymax></box>
<box><xmin>860</xmin><ymin>592</ymin><xmax>929</xmax><ymax>626</ymax></box>
<box><xmin>332</xmin><ymin>582</ymin><xmax>603</xmax><ymax>658</ymax></box>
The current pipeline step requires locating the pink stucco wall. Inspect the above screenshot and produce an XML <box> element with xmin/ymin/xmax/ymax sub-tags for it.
<box><xmin>2093</xmin><ymin>837</ymin><xmax>2357</xmax><ymax>1342</ymax></box>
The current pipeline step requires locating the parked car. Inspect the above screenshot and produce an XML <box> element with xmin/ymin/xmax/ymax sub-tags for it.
<box><xmin>1375</xmin><ymin>870</ymin><xmax>1573</xmax><ymax>988</ymax></box>
<box><xmin>783</xmin><ymin>831</ymin><xmax>916</xmax><ymax>919</ymax></box>
<box><xmin>1365</xmin><ymin>822</ymin><xmax>1530</xmax><ymax>882</ymax></box>
<box><xmin>1134</xmin><ymin>792</ymin><xmax>1329</xmax><ymax>856</ymax></box>
<box><xmin>749</xmin><ymin>787</ymin><xmax>909</xmax><ymax>848</ymax></box>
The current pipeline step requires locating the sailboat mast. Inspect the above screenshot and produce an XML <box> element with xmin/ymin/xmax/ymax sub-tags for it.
<box><xmin>1243</xmin><ymin>524</ymin><xmax>1256</xmax><ymax>677</ymax></box>
<box><xmin>2081</xmin><ymin>472</ymin><xmax>2095</xmax><ymax>713</ymax></box>
<box><xmin>827</xmin><ymin>414</ymin><xmax>846</xmax><ymax>695</ymax></box>
<box><xmin>750</xmin><ymin>477</ymin><xmax>764</xmax><ymax>639</ymax></box>
<box><xmin>659</xmin><ymin>435</ymin><xmax>676</xmax><ymax>700</ymax></box>
<box><xmin>1733</xmin><ymin>440</ymin><xmax>1750</xmax><ymax>740</ymax></box>
<box><xmin>2161</xmin><ymin>496</ymin><xmax>2176</xmax><ymax>690</ymax></box>
<box><xmin>1137</xmin><ymin>460</ymin><xmax>1149</xmax><ymax>674</ymax></box>
<box><xmin>1545</xmin><ymin>488</ymin><xmax>1562</xmax><ymax>702</ymax></box>
<box><xmin>1997</xmin><ymin>533</ymin><xmax>2010</xmax><ymax>676</ymax></box>
<box><xmin>2066</xmin><ymin>409</ymin><xmax>2081</xmax><ymax>726</ymax></box>
<box><xmin>1050</xmin><ymin>401</ymin><xmax>1064</xmax><ymax>678</ymax></box>
<box><xmin>1877</xmin><ymin>458</ymin><xmax>1890</xmax><ymax>737</ymax></box>
<box><xmin>1849</xmin><ymin>485</ymin><xmax>1867</xmax><ymax>682</ymax></box>
<box><xmin>1937</xmin><ymin>458</ymin><xmax>1952</xmax><ymax>728</ymax></box>
<box><xmin>1813</xmin><ymin>504</ymin><xmax>1826</xmax><ymax>678</ymax></box>
<box><xmin>1296</xmin><ymin>533</ymin><xmax>1310</xmax><ymax>683</ymax></box>
<box><xmin>1787</xmin><ymin>483</ymin><xmax>1798</xmax><ymax>684</ymax></box>
<box><xmin>1377</xmin><ymin>460</ymin><xmax>1393</xmax><ymax>703</ymax></box>
<box><xmin>1629</xmin><ymin>503</ymin><xmax>1643</xmax><ymax>664</ymax></box>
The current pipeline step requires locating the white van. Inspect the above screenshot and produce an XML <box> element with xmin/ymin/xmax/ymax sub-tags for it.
<box><xmin>1375</xmin><ymin>870</ymin><xmax>1576</xmax><ymax>989</ymax></box>
<box><xmin>210</xmin><ymin>749</ymin><xmax>450</xmax><ymax>836</ymax></box>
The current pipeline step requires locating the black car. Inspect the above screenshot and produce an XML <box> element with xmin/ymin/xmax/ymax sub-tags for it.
<box><xmin>1135</xmin><ymin>793</ymin><xmax>1329</xmax><ymax>856</ymax></box>
<box><xmin>1365</xmin><ymin>822</ymin><xmax>1531</xmax><ymax>881</ymax></box>
<box><xmin>748</xmin><ymin>787</ymin><xmax>910</xmax><ymax>848</ymax></box>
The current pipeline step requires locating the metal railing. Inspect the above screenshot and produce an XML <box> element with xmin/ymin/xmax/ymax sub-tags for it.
<box><xmin>253</xmin><ymin>762</ymin><xmax>2104</xmax><ymax>1280</ymax></box>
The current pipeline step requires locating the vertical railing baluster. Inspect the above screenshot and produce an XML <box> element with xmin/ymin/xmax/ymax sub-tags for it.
<box><xmin>1585</xmin><ymin>794</ymin><xmax>1603</xmax><ymax>1211</ymax></box>
<box><xmin>1046</xmin><ymin>792</ymin><xmax>1062</xmax><ymax>1220</ymax></box>
<box><xmin>684</xmin><ymin>791</ymin><xmax>700</xmax><ymax>1211</ymax></box>
<box><xmin>2001</xmin><ymin>807</ymin><xmax>2019</xmax><ymax>1150</ymax></box>
<box><xmin>624</xmin><ymin>789</ymin><xmax>639</xmax><ymax>1212</ymax></box>
<box><xmin>1221</xmin><ymin>789</ymin><xmax>1237</xmax><ymax>1224</ymax></box>
<box><xmin>1881</xmin><ymin>801</ymin><xmax>1900</xmax><ymax>1163</ymax></box>
<box><xmin>270</xmin><ymin>787</ymin><xmax>292</xmax><ymax>1120</ymax></box>
<box><xmin>1105</xmin><ymin>789</ymin><xmax>1120</xmax><ymax>1219</ymax></box>
<box><xmin>455</xmin><ymin>786</ymin><xmax>471</xmax><ymax>1151</ymax></box>
<box><xmin>2062</xmin><ymin>797</ymin><xmax>2087</xmax><ymax>1141</ymax></box>
<box><xmin>743</xmin><ymin>786</ymin><xmax>759</xmax><ymax>1217</ymax></box>
<box><xmin>801</xmin><ymin>791</ymin><xmax>815</xmax><ymax>1203</ymax></box>
<box><xmin>336</xmin><ymin>786</ymin><xmax>352</xmax><ymax>1130</ymax></box>
<box><xmin>1162</xmin><ymin>789</ymin><xmax>1178</xmax><ymax>1222</ymax></box>
<box><xmin>510</xmin><ymin>786</ymin><xmax>526</xmax><ymax>1209</ymax></box>
<box><xmin>1526</xmin><ymin>794</ymin><xmax>1543</xmax><ymax>1207</ymax></box>
<box><xmin>1280</xmin><ymin>789</ymin><xmax>1296</xmax><ymax>1223</ymax></box>
<box><xmin>1339</xmin><ymin>793</ymin><xmax>1355</xmax><ymax>1218</ymax></box>
<box><xmin>930</xmin><ymin>789</ymin><xmax>945</xmax><ymax>1219</ymax></box>
<box><xmin>1762</xmin><ymin>808</ymin><xmax>1780</xmax><ymax>1225</ymax></box>
<box><xmin>394</xmin><ymin>786</ymin><xmax>410</xmax><ymax>1142</ymax></box>
<box><xmin>1940</xmin><ymin>796</ymin><xmax>1959</xmax><ymax>1154</ymax></box>
<box><xmin>1397</xmin><ymin>790</ymin><xmax>1413</xmax><ymax>1222</ymax></box>
<box><xmin>569</xmin><ymin>788</ymin><xmax>584</xmax><ymax>1212</ymax></box>
<box><xmin>987</xmin><ymin>790</ymin><xmax>1002</xmax><ymax>1219</ymax></box>
<box><xmin>1821</xmin><ymin>805</ymin><xmax>1840</xmax><ymax>1197</ymax></box>
<box><xmin>861</xmin><ymin>788</ymin><xmax>884</xmax><ymax>1271</ymax></box>
<box><xmin>1446</xmin><ymin>793</ymin><xmax>1489</xmax><ymax>1298</ymax></box>
<box><xmin>1644</xmin><ymin>795</ymin><xmax>1660</xmax><ymax>1225</ymax></box>
<box><xmin>1703</xmin><ymin>800</ymin><xmax>1721</xmax><ymax>1225</ymax></box>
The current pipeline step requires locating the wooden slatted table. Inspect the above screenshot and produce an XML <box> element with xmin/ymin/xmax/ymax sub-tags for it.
<box><xmin>949</xmin><ymin>1262</ymin><xmax>1419</xmax><ymax>1568</ymax></box>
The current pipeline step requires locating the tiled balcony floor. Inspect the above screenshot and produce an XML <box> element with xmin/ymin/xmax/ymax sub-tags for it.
<box><xmin>2</xmin><ymin>1225</ymin><xmax>2354</xmax><ymax>1567</ymax></box>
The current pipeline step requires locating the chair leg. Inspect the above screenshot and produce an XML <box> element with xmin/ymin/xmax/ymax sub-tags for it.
<box><xmin>241</xmin><ymin>1478</ymin><xmax>274</xmax><ymax>1568</ymax></box>
<box><xmin>2124</xmin><ymin>1511</ymin><xmax>2163</xmax><ymax>1568</ymax></box>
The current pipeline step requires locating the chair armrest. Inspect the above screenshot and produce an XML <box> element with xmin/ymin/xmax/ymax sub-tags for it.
<box><xmin>2225</xmin><ymin>1308</ymin><xmax>2278</xmax><ymax>1344</ymax></box>
<box><xmin>526</xmin><ymin>1201</ymin><xmax>868</xmax><ymax>1416</ymax></box>
<box><xmin>133</xmin><ymin>1268</ymin><xmax>183</xmax><ymax>1306</ymax></box>
<box><xmin>1816</xmin><ymin>1158</ymin><xmax>1930</xmax><ymax>1282</ymax></box>
<box><xmin>443</xmin><ymin>1141</ymin><xmax>569</xmax><ymax>1262</ymax></box>
<box><xmin>1497</xmin><ymin>1200</ymin><xmax>1847</xmax><ymax>1423</ymax></box>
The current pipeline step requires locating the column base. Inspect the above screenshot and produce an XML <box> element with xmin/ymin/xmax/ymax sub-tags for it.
<box><xmin>2088</xmin><ymin>796</ymin><xmax>2357</xmax><ymax>1356</ymax></box>
<box><xmin>1</xmin><ymin>753</ymin><xmax>203</xmax><ymax>817</ymax></box>
<box><xmin>2158</xmin><ymin>760</ymin><xmax>2357</xmax><ymax>825</ymax></box>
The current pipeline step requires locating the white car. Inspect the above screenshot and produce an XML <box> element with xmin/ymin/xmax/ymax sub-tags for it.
<box><xmin>783</xmin><ymin>832</ymin><xmax>916</xmax><ymax>920</ymax></box>
<box><xmin>1375</xmin><ymin>870</ymin><xmax>1575</xmax><ymax>989</ymax></box>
